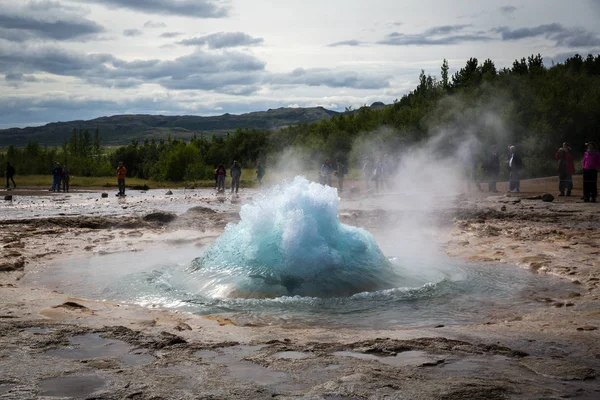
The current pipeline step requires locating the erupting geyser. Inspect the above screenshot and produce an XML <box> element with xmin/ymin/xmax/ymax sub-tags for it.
<box><xmin>188</xmin><ymin>176</ymin><xmax>399</xmax><ymax>298</ymax></box>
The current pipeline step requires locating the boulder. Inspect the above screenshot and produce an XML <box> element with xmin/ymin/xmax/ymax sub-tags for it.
<box><xmin>101</xmin><ymin>193</ymin><xmax>108</xmax><ymax>198</ymax></box>
<box><xmin>350</xmin><ymin>186</ymin><xmax>360</xmax><ymax>194</ymax></box>
<box><xmin>541</xmin><ymin>193</ymin><xmax>555</xmax><ymax>202</ymax></box>
<box><xmin>143</xmin><ymin>212</ymin><xmax>177</xmax><ymax>223</ymax></box>
<box><xmin>4</xmin><ymin>195</ymin><xmax>12</xmax><ymax>201</ymax></box>
<box><xmin>165</xmin><ymin>190</ymin><xmax>173</xmax><ymax>195</ymax></box>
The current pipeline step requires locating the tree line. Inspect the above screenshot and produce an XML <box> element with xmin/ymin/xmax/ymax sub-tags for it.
<box><xmin>2</xmin><ymin>53</ymin><xmax>599</xmax><ymax>181</ymax></box>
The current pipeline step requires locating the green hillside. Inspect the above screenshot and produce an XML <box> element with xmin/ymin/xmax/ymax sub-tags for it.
<box><xmin>0</xmin><ymin>106</ymin><xmax>339</xmax><ymax>147</ymax></box>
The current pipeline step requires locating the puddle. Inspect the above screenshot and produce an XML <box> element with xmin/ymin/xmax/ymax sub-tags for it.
<box><xmin>332</xmin><ymin>350</ymin><xmax>444</xmax><ymax>367</ymax></box>
<box><xmin>0</xmin><ymin>384</ymin><xmax>15</xmax><ymax>395</ymax></box>
<box><xmin>193</xmin><ymin>345</ymin><xmax>264</xmax><ymax>363</ymax></box>
<box><xmin>45</xmin><ymin>333</ymin><xmax>154</xmax><ymax>366</ymax></box>
<box><xmin>226</xmin><ymin>361</ymin><xmax>289</xmax><ymax>385</ymax></box>
<box><xmin>25</xmin><ymin>327</ymin><xmax>53</xmax><ymax>334</ymax></box>
<box><xmin>38</xmin><ymin>374</ymin><xmax>106</xmax><ymax>398</ymax></box>
<box><xmin>272</xmin><ymin>351</ymin><xmax>312</xmax><ymax>359</ymax></box>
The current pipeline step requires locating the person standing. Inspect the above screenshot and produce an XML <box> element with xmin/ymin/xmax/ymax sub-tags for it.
<box><xmin>373</xmin><ymin>158</ymin><xmax>384</xmax><ymax>193</ymax></box>
<box><xmin>320</xmin><ymin>159</ymin><xmax>333</xmax><ymax>186</ymax></box>
<box><xmin>51</xmin><ymin>162</ymin><xmax>63</xmax><ymax>192</ymax></box>
<box><xmin>582</xmin><ymin>142</ymin><xmax>599</xmax><ymax>203</ymax></box>
<box><xmin>5</xmin><ymin>162</ymin><xmax>16</xmax><ymax>189</ymax></box>
<box><xmin>556</xmin><ymin>143</ymin><xmax>575</xmax><ymax>196</ymax></box>
<box><xmin>508</xmin><ymin>145</ymin><xmax>523</xmax><ymax>193</ymax></box>
<box><xmin>335</xmin><ymin>158</ymin><xmax>347</xmax><ymax>192</ymax></box>
<box><xmin>256</xmin><ymin>161</ymin><xmax>265</xmax><ymax>186</ymax></box>
<box><xmin>116</xmin><ymin>161</ymin><xmax>127</xmax><ymax>196</ymax></box>
<box><xmin>484</xmin><ymin>144</ymin><xmax>500</xmax><ymax>192</ymax></box>
<box><xmin>362</xmin><ymin>158</ymin><xmax>372</xmax><ymax>191</ymax></box>
<box><xmin>62</xmin><ymin>166</ymin><xmax>70</xmax><ymax>193</ymax></box>
<box><xmin>216</xmin><ymin>163</ymin><xmax>226</xmax><ymax>192</ymax></box>
<box><xmin>230</xmin><ymin>160</ymin><xmax>241</xmax><ymax>194</ymax></box>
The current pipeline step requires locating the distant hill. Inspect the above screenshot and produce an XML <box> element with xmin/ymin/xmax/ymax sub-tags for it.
<box><xmin>0</xmin><ymin>106</ymin><xmax>340</xmax><ymax>147</ymax></box>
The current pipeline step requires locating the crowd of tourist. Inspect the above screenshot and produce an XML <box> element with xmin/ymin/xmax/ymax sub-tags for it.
<box><xmin>2</xmin><ymin>142</ymin><xmax>599</xmax><ymax>202</ymax></box>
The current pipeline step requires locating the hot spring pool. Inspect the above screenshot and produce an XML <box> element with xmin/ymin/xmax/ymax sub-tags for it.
<box><xmin>27</xmin><ymin>245</ymin><xmax>570</xmax><ymax>329</ymax></box>
<box><xmin>24</xmin><ymin>177</ymin><xmax>571</xmax><ymax>329</ymax></box>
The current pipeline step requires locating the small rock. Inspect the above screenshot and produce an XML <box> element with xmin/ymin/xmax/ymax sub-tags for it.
<box><xmin>500</xmin><ymin>205</ymin><xmax>507</xmax><ymax>211</ymax></box>
<box><xmin>53</xmin><ymin>301</ymin><xmax>89</xmax><ymax>310</ymax></box>
<box><xmin>541</xmin><ymin>193</ymin><xmax>555</xmax><ymax>202</ymax></box>
<box><xmin>101</xmin><ymin>193</ymin><xmax>108</xmax><ymax>198</ymax></box>
<box><xmin>165</xmin><ymin>190</ymin><xmax>173</xmax><ymax>195</ymax></box>
<box><xmin>577</xmin><ymin>326</ymin><xmax>598</xmax><ymax>331</ymax></box>
<box><xmin>4</xmin><ymin>195</ymin><xmax>13</xmax><ymax>201</ymax></box>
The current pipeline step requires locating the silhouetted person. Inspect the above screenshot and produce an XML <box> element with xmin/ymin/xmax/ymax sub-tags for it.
<box><xmin>5</xmin><ymin>162</ymin><xmax>16</xmax><ymax>189</ymax></box>
<box><xmin>320</xmin><ymin>159</ymin><xmax>333</xmax><ymax>186</ymax></box>
<box><xmin>582</xmin><ymin>142</ymin><xmax>599</xmax><ymax>202</ymax></box>
<box><xmin>362</xmin><ymin>158</ymin><xmax>372</xmax><ymax>190</ymax></box>
<box><xmin>116</xmin><ymin>161</ymin><xmax>127</xmax><ymax>196</ymax></box>
<box><xmin>373</xmin><ymin>158</ymin><xmax>384</xmax><ymax>193</ymax></box>
<box><xmin>230</xmin><ymin>160</ymin><xmax>241</xmax><ymax>194</ymax></box>
<box><xmin>556</xmin><ymin>142</ymin><xmax>575</xmax><ymax>196</ymax></box>
<box><xmin>62</xmin><ymin>166</ymin><xmax>70</xmax><ymax>193</ymax></box>
<box><xmin>335</xmin><ymin>158</ymin><xmax>347</xmax><ymax>192</ymax></box>
<box><xmin>51</xmin><ymin>162</ymin><xmax>62</xmax><ymax>192</ymax></box>
<box><xmin>216</xmin><ymin>164</ymin><xmax>226</xmax><ymax>192</ymax></box>
<box><xmin>256</xmin><ymin>161</ymin><xmax>265</xmax><ymax>186</ymax></box>
<box><xmin>484</xmin><ymin>144</ymin><xmax>500</xmax><ymax>192</ymax></box>
<box><xmin>508</xmin><ymin>145</ymin><xmax>523</xmax><ymax>193</ymax></box>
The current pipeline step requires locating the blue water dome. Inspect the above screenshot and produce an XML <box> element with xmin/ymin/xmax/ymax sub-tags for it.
<box><xmin>187</xmin><ymin>176</ymin><xmax>399</xmax><ymax>298</ymax></box>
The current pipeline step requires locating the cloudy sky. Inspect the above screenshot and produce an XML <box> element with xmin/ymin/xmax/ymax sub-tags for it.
<box><xmin>1</xmin><ymin>0</ymin><xmax>599</xmax><ymax>128</ymax></box>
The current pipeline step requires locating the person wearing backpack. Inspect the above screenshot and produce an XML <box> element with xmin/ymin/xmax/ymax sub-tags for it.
<box><xmin>5</xmin><ymin>162</ymin><xmax>16</xmax><ymax>189</ymax></box>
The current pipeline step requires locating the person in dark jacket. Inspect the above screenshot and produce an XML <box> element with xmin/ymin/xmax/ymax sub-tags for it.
<box><xmin>508</xmin><ymin>146</ymin><xmax>523</xmax><ymax>193</ymax></box>
<box><xmin>484</xmin><ymin>144</ymin><xmax>500</xmax><ymax>192</ymax></box>
<box><xmin>230</xmin><ymin>160</ymin><xmax>241</xmax><ymax>194</ymax></box>
<box><xmin>335</xmin><ymin>158</ymin><xmax>347</xmax><ymax>192</ymax></box>
<box><xmin>5</xmin><ymin>162</ymin><xmax>16</xmax><ymax>189</ymax></box>
<box><xmin>256</xmin><ymin>161</ymin><xmax>265</xmax><ymax>186</ymax></box>
<box><xmin>555</xmin><ymin>142</ymin><xmax>575</xmax><ymax>196</ymax></box>
<box><xmin>216</xmin><ymin>164</ymin><xmax>226</xmax><ymax>192</ymax></box>
<box><xmin>51</xmin><ymin>162</ymin><xmax>63</xmax><ymax>192</ymax></box>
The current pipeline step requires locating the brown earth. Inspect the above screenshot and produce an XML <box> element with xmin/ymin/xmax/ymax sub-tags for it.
<box><xmin>0</xmin><ymin>179</ymin><xmax>599</xmax><ymax>399</ymax></box>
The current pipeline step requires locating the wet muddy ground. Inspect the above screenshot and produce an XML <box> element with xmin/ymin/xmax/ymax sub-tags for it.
<box><xmin>1</xmin><ymin>184</ymin><xmax>599</xmax><ymax>399</ymax></box>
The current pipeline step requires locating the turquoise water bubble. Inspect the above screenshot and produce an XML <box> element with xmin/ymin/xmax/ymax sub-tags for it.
<box><xmin>187</xmin><ymin>176</ymin><xmax>400</xmax><ymax>298</ymax></box>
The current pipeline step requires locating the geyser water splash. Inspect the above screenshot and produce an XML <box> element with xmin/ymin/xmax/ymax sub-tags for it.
<box><xmin>187</xmin><ymin>176</ymin><xmax>400</xmax><ymax>298</ymax></box>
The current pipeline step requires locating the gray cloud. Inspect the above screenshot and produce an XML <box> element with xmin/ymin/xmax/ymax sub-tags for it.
<box><xmin>499</xmin><ymin>5</ymin><xmax>517</xmax><ymax>15</ymax></box>
<box><xmin>178</xmin><ymin>32</ymin><xmax>264</xmax><ymax>48</ymax></box>
<box><xmin>87</xmin><ymin>0</ymin><xmax>228</xmax><ymax>18</ymax></box>
<box><xmin>5</xmin><ymin>72</ymin><xmax>38</xmax><ymax>82</ymax></box>
<box><xmin>269</xmin><ymin>68</ymin><xmax>391</xmax><ymax>90</ymax></box>
<box><xmin>327</xmin><ymin>40</ymin><xmax>363</xmax><ymax>47</ymax></box>
<box><xmin>494</xmin><ymin>23</ymin><xmax>600</xmax><ymax>47</ymax></box>
<box><xmin>160</xmin><ymin>32</ymin><xmax>183</xmax><ymax>38</ymax></box>
<box><xmin>378</xmin><ymin>25</ymin><xmax>491</xmax><ymax>46</ymax></box>
<box><xmin>0</xmin><ymin>2</ymin><xmax>105</xmax><ymax>42</ymax></box>
<box><xmin>123</xmin><ymin>29</ymin><xmax>143</xmax><ymax>37</ymax></box>
<box><xmin>144</xmin><ymin>20</ymin><xmax>166</xmax><ymax>29</ymax></box>
<box><xmin>0</xmin><ymin>42</ymin><xmax>265</xmax><ymax>93</ymax></box>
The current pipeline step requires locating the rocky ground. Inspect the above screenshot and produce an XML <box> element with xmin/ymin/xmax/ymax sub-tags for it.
<box><xmin>0</xmin><ymin>180</ymin><xmax>599</xmax><ymax>399</ymax></box>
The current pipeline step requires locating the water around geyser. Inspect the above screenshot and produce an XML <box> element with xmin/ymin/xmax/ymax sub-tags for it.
<box><xmin>187</xmin><ymin>176</ymin><xmax>399</xmax><ymax>298</ymax></box>
<box><xmin>35</xmin><ymin>176</ymin><xmax>573</xmax><ymax>329</ymax></box>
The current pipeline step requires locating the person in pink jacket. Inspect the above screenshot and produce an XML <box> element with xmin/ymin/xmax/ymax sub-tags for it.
<box><xmin>582</xmin><ymin>142</ymin><xmax>600</xmax><ymax>203</ymax></box>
